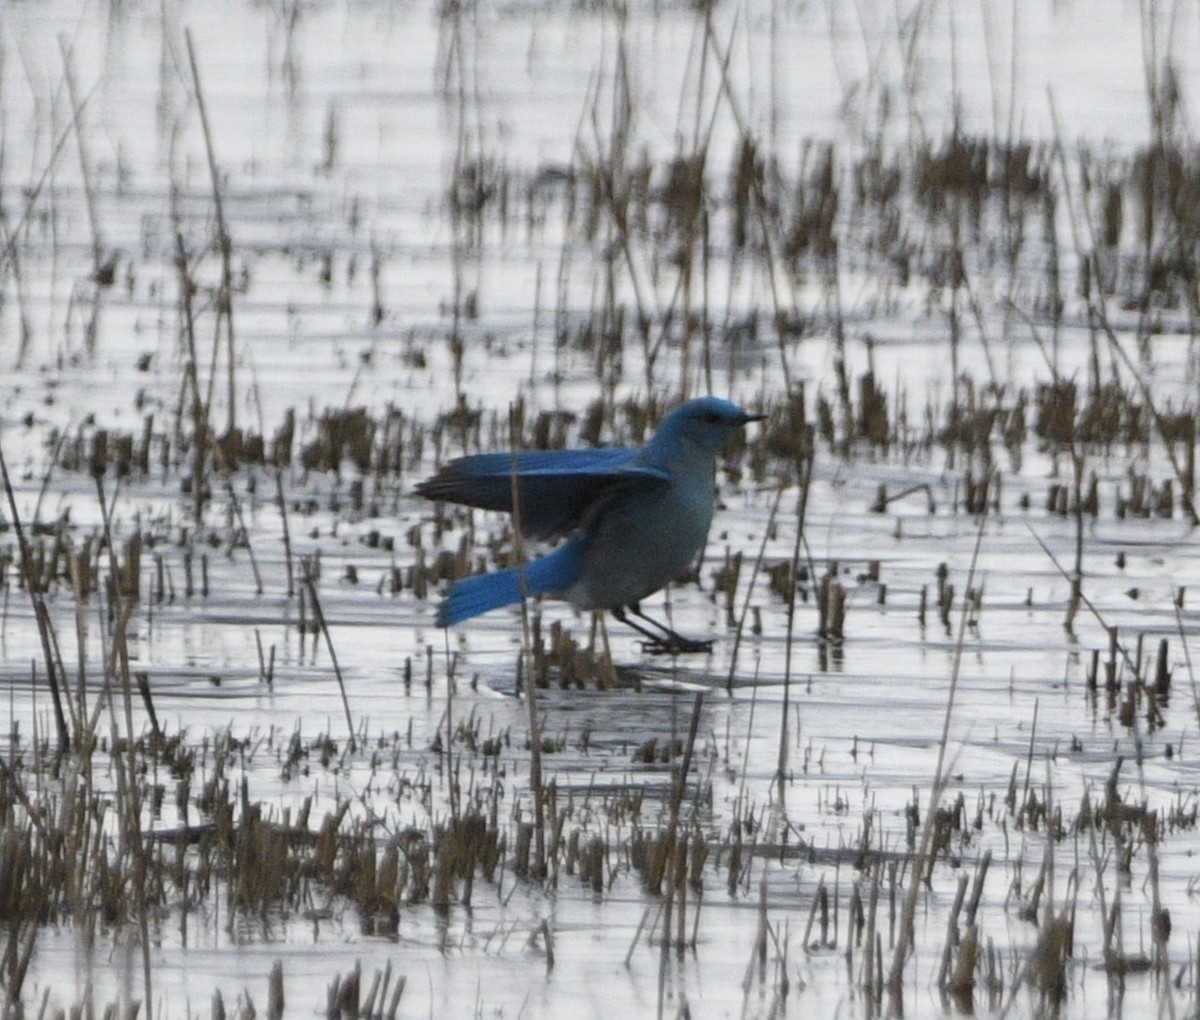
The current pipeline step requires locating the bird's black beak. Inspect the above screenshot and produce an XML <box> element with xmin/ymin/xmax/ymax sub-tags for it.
<box><xmin>740</xmin><ymin>411</ymin><xmax>767</xmax><ymax>425</ymax></box>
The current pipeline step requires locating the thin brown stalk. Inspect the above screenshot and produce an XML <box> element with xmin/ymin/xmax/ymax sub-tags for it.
<box><xmin>657</xmin><ymin>692</ymin><xmax>704</xmax><ymax>1020</ymax></box>
<box><xmin>886</xmin><ymin>509</ymin><xmax>989</xmax><ymax>1016</ymax></box>
<box><xmin>725</xmin><ymin>484</ymin><xmax>785</xmax><ymax>694</ymax></box>
<box><xmin>93</xmin><ymin>474</ymin><xmax>152</xmax><ymax>1011</ymax></box>
<box><xmin>275</xmin><ymin>468</ymin><xmax>296</xmax><ymax>598</ymax></box>
<box><xmin>185</xmin><ymin>28</ymin><xmax>238</xmax><ymax>437</ymax></box>
<box><xmin>0</xmin><ymin>444</ymin><xmax>69</xmax><ymax>751</ymax></box>
<box><xmin>174</xmin><ymin>230</ymin><xmax>208</xmax><ymax>524</ymax></box>
<box><xmin>57</xmin><ymin>36</ymin><xmax>103</xmax><ymax>275</ymax></box>
<box><xmin>510</xmin><ymin>403</ymin><xmax>544</xmax><ymax>878</ymax></box>
<box><xmin>775</xmin><ymin>435</ymin><xmax>815</xmax><ymax>807</ymax></box>
<box><xmin>301</xmin><ymin>558</ymin><xmax>356</xmax><ymax>753</ymax></box>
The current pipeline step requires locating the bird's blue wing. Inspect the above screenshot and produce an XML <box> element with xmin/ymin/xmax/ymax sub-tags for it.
<box><xmin>416</xmin><ymin>447</ymin><xmax>670</xmax><ymax>540</ymax></box>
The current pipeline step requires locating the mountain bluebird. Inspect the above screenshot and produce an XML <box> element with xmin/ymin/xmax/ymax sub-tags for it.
<box><xmin>417</xmin><ymin>396</ymin><xmax>764</xmax><ymax>653</ymax></box>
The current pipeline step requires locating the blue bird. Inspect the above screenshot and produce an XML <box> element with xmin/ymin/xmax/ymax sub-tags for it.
<box><xmin>417</xmin><ymin>396</ymin><xmax>764</xmax><ymax>653</ymax></box>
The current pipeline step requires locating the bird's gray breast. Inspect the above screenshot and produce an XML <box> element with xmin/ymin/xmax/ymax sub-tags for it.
<box><xmin>566</xmin><ymin>463</ymin><xmax>715</xmax><ymax>611</ymax></box>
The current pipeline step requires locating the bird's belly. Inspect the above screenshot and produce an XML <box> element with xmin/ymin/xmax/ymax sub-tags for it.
<box><xmin>566</xmin><ymin>485</ymin><xmax>712</xmax><ymax>611</ymax></box>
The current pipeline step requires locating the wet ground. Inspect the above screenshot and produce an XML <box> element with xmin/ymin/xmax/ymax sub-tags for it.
<box><xmin>1</xmin><ymin>1</ymin><xmax>1199</xmax><ymax>1017</ymax></box>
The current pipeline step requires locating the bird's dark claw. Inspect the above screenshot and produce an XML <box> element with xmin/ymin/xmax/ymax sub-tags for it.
<box><xmin>637</xmin><ymin>634</ymin><xmax>714</xmax><ymax>656</ymax></box>
<box><xmin>613</xmin><ymin>605</ymin><xmax>714</xmax><ymax>656</ymax></box>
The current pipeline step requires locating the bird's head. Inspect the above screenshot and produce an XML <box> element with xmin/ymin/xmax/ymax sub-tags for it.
<box><xmin>647</xmin><ymin>396</ymin><xmax>765</xmax><ymax>461</ymax></box>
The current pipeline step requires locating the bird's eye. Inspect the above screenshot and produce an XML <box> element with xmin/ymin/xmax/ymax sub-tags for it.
<box><xmin>703</xmin><ymin>411</ymin><xmax>720</xmax><ymax>423</ymax></box>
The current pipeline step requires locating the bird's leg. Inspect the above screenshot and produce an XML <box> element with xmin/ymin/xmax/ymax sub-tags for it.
<box><xmin>610</xmin><ymin>606</ymin><xmax>665</xmax><ymax>646</ymax></box>
<box><xmin>630</xmin><ymin>606</ymin><xmax>714</xmax><ymax>653</ymax></box>
<box><xmin>612</xmin><ymin>604</ymin><xmax>713</xmax><ymax>656</ymax></box>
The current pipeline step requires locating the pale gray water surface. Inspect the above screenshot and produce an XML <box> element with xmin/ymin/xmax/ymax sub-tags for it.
<box><xmin>1</xmin><ymin>1</ymin><xmax>1199</xmax><ymax>1018</ymax></box>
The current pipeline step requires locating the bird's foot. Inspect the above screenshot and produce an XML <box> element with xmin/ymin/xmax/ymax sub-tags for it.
<box><xmin>613</xmin><ymin>605</ymin><xmax>714</xmax><ymax>656</ymax></box>
<box><xmin>637</xmin><ymin>634</ymin><xmax>714</xmax><ymax>656</ymax></box>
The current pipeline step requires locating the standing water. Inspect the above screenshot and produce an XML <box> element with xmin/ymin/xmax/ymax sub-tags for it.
<box><xmin>1</xmin><ymin>1</ymin><xmax>1199</xmax><ymax>1017</ymax></box>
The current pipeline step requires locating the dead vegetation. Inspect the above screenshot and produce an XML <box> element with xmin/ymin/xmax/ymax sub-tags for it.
<box><xmin>0</xmin><ymin>1</ymin><xmax>1197</xmax><ymax>1018</ymax></box>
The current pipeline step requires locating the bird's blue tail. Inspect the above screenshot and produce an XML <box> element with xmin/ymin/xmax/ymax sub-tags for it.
<box><xmin>437</xmin><ymin>542</ymin><xmax>583</xmax><ymax>627</ymax></box>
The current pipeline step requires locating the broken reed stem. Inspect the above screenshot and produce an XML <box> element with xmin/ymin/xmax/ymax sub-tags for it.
<box><xmin>776</xmin><ymin>435</ymin><xmax>815</xmax><ymax>805</ymax></box>
<box><xmin>168</xmin><ymin>228</ymin><xmax>261</xmax><ymax>588</ymax></box>
<box><xmin>0</xmin><ymin>443</ymin><xmax>70</xmax><ymax>752</ymax></box>
<box><xmin>174</xmin><ymin>230</ymin><xmax>209</xmax><ymax>525</ymax></box>
<box><xmin>509</xmin><ymin>403</ymin><xmax>544</xmax><ymax>878</ymax></box>
<box><xmin>93</xmin><ymin>474</ymin><xmax>153</xmax><ymax>1012</ymax></box>
<box><xmin>57</xmin><ymin>36</ymin><xmax>103</xmax><ymax>275</ymax></box>
<box><xmin>725</xmin><ymin>483</ymin><xmax>784</xmax><ymax>693</ymax></box>
<box><xmin>301</xmin><ymin>559</ymin><xmax>356</xmax><ymax>753</ymax></box>
<box><xmin>1027</xmin><ymin>524</ymin><xmax>1145</xmax><ymax>683</ymax></box>
<box><xmin>211</xmin><ymin>458</ymin><xmax>264</xmax><ymax>595</ymax></box>
<box><xmin>625</xmin><ymin>905</ymin><xmax>660</xmax><ymax>967</ymax></box>
<box><xmin>1172</xmin><ymin>596</ymin><xmax>1200</xmax><ymax>728</ymax></box>
<box><xmin>0</xmin><ymin>76</ymin><xmax>90</xmax><ymax>365</ymax></box>
<box><xmin>275</xmin><ymin>467</ymin><xmax>295</xmax><ymax>598</ymax></box>
<box><xmin>1066</xmin><ymin>451</ymin><xmax>1085</xmax><ymax>632</ymax></box>
<box><xmin>184</xmin><ymin>28</ymin><xmax>238</xmax><ymax>438</ymax></box>
<box><xmin>656</xmin><ymin>692</ymin><xmax>704</xmax><ymax>1020</ymax></box>
<box><xmin>937</xmin><ymin>873</ymin><xmax>970</xmax><ymax>989</ymax></box>
<box><xmin>173</xmin><ymin>224</ymin><xmax>264</xmax><ymax>583</ymax></box>
<box><xmin>1020</xmin><ymin>700</ymin><xmax>1039</xmax><ymax>821</ymax></box>
<box><xmin>886</xmin><ymin>509</ymin><xmax>989</xmax><ymax>1016</ymax></box>
<box><xmin>69</xmin><ymin>544</ymin><xmax>92</xmax><ymax>731</ymax></box>
<box><xmin>6</xmin><ymin>917</ymin><xmax>38</xmax><ymax>1010</ymax></box>
<box><xmin>862</xmin><ymin>861</ymin><xmax>882</xmax><ymax>1004</ymax></box>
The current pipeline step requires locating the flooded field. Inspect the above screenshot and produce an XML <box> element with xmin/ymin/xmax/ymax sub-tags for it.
<box><xmin>2</xmin><ymin>0</ymin><xmax>1200</xmax><ymax>1017</ymax></box>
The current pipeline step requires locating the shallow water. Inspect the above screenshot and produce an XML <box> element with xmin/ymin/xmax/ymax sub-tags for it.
<box><xmin>2</xmin><ymin>1</ymin><xmax>1200</xmax><ymax>1018</ymax></box>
